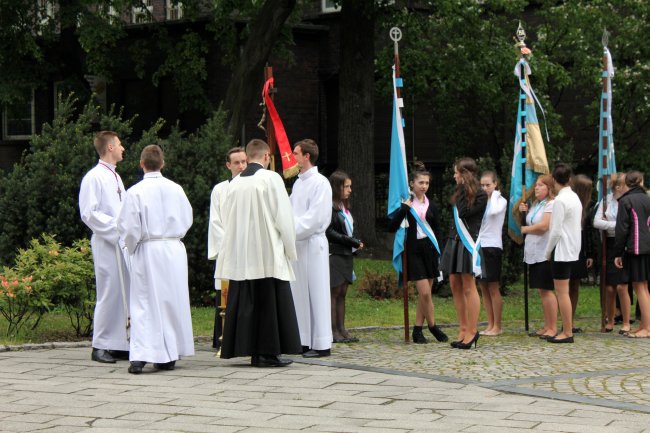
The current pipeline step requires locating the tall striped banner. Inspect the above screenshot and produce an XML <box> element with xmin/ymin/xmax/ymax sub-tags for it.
<box><xmin>598</xmin><ymin>47</ymin><xmax>616</xmax><ymax>202</ymax></box>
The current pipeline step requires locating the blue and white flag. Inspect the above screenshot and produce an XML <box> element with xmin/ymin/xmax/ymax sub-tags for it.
<box><xmin>598</xmin><ymin>47</ymin><xmax>616</xmax><ymax>202</ymax></box>
<box><xmin>387</xmin><ymin>66</ymin><xmax>440</xmax><ymax>275</ymax></box>
<box><xmin>507</xmin><ymin>59</ymin><xmax>550</xmax><ymax>245</ymax></box>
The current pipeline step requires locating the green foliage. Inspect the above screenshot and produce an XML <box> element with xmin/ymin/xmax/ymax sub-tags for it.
<box><xmin>0</xmin><ymin>95</ymin><xmax>156</xmax><ymax>265</ymax></box>
<box><xmin>163</xmin><ymin>107</ymin><xmax>234</xmax><ymax>304</ymax></box>
<box><xmin>10</xmin><ymin>235</ymin><xmax>96</xmax><ymax>337</ymax></box>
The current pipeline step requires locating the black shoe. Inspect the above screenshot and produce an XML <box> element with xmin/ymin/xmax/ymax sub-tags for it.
<box><xmin>302</xmin><ymin>349</ymin><xmax>331</xmax><ymax>358</ymax></box>
<box><xmin>251</xmin><ymin>355</ymin><xmax>293</xmax><ymax>367</ymax></box>
<box><xmin>614</xmin><ymin>314</ymin><xmax>623</xmax><ymax>325</ymax></box>
<box><xmin>301</xmin><ymin>346</ymin><xmax>310</xmax><ymax>353</ymax></box>
<box><xmin>572</xmin><ymin>327</ymin><xmax>583</xmax><ymax>334</ymax></box>
<box><xmin>539</xmin><ymin>334</ymin><xmax>555</xmax><ymax>340</ymax></box>
<box><xmin>548</xmin><ymin>336</ymin><xmax>574</xmax><ymax>344</ymax></box>
<box><xmin>450</xmin><ymin>340</ymin><xmax>462</xmax><ymax>348</ymax></box>
<box><xmin>91</xmin><ymin>348</ymin><xmax>116</xmax><ymax>364</ymax></box>
<box><xmin>108</xmin><ymin>350</ymin><xmax>130</xmax><ymax>361</ymax></box>
<box><xmin>412</xmin><ymin>327</ymin><xmax>429</xmax><ymax>344</ymax></box>
<box><xmin>455</xmin><ymin>332</ymin><xmax>480</xmax><ymax>349</ymax></box>
<box><xmin>153</xmin><ymin>361</ymin><xmax>176</xmax><ymax>371</ymax></box>
<box><xmin>428</xmin><ymin>324</ymin><xmax>449</xmax><ymax>342</ymax></box>
<box><xmin>128</xmin><ymin>361</ymin><xmax>146</xmax><ymax>374</ymax></box>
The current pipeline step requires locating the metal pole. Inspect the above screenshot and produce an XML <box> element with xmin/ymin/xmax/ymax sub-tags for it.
<box><xmin>515</xmin><ymin>22</ymin><xmax>530</xmax><ymax>332</ymax></box>
<box><xmin>599</xmin><ymin>39</ymin><xmax>610</xmax><ymax>332</ymax></box>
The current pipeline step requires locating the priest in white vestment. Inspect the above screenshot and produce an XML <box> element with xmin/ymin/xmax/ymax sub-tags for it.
<box><xmin>117</xmin><ymin>145</ymin><xmax>194</xmax><ymax>374</ymax></box>
<box><xmin>79</xmin><ymin>131</ymin><xmax>130</xmax><ymax>364</ymax></box>
<box><xmin>215</xmin><ymin>139</ymin><xmax>301</xmax><ymax>367</ymax></box>
<box><xmin>290</xmin><ymin>139</ymin><xmax>333</xmax><ymax>357</ymax></box>
<box><xmin>207</xmin><ymin>146</ymin><xmax>247</xmax><ymax>349</ymax></box>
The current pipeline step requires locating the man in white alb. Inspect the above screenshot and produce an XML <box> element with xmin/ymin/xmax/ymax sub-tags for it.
<box><xmin>79</xmin><ymin>131</ymin><xmax>130</xmax><ymax>364</ymax></box>
<box><xmin>118</xmin><ymin>145</ymin><xmax>194</xmax><ymax>374</ymax></box>
<box><xmin>290</xmin><ymin>139</ymin><xmax>333</xmax><ymax>358</ymax></box>
<box><xmin>208</xmin><ymin>146</ymin><xmax>247</xmax><ymax>349</ymax></box>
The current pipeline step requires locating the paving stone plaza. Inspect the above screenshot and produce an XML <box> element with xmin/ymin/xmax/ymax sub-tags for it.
<box><xmin>1</xmin><ymin>328</ymin><xmax>650</xmax><ymax>432</ymax></box>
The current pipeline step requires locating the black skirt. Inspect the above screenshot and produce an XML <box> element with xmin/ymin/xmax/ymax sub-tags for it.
<box><xmin>605</xmin><ymin>237</ymin><xmax>628</xmax><ymax>286</ymax></box>
<box><xmin>441</xmin><ymin>238</ymin><xmax>473</xmax><ymax>275</ymax></box>
<box><xmin>220</xmin><ymin>278</ymin><xmax>302</xmax><ymax>359</ymax></box>
<box><xmin>529</xmin><ymin>261</ymin><xmax>554</xmax><ymax>290</ymax></box>
<box><xmin>478</xmin><ymin>247</ymin><xmax>502</xmax><ymax>283</ymax></box>
<box><xmin>406</xmin><ymin>238</ymin><xmax>439</xmax><ymax>281</ymax></box>
<box><xmin>330</xmin><ymin>254</ymin><xmax>354</xmax><ymax>287</ymax></box>
<box><xmin>570</xmin><ymin>256</ymin><xmax>589</xmax><ymax>280</ymax></box>
<box><xmin>624</xmin><ymin>254</ymin><xmax>650</xmax><ymax>283</ymax></box>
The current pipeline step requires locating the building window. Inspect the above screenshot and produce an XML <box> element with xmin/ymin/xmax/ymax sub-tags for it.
<box><xmin>166</xmin><ymin>0</ymin><xmax>183</xmax><ymax>20</ymax></box>
<box><xmin>2</xmin><ymin>91</ymin><xmax>35</xmax><ymax>140</ymax></box>
<box><xmin>132</xmin><ymin>0</ymin><xmax>153</xmax><ymax>24</ymax></box>
<box><xmin>321</xmin><ymin>0</ymin><xmax>340</xmax><ymax>13</ymax></box>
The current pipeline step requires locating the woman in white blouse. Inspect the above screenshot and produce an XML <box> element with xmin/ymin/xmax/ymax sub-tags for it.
<box><xmin>477</xmin><ymin>171</ymin><xmax>508</xmax><ymax>336</ymax></box>
<box><xmin>593</xmin><ymin>172</ymin><xmax>630</xmax><ymax>334</ymax></box>
<box><xmin>519</xmin><ymin>174</ymin><xmax>557</xmax><ymax>339</ymax></box>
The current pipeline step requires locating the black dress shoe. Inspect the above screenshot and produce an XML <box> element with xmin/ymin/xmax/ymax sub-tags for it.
<box><xmin>429</xmin><ymin>324</ymin><xmax>449</xmax><ymax>342</ymax></box>
<box><xmin>153</xmin><ymin>361</ymin><xmax>176</xmax><ymax>371</ymax></box>
<box><xmin>128</xmin><ymin>361</ymin><xmax>146</xmax><ymax>374</ymax></box>
<box><xmin>91</xmin><ymin>348</ymin><xmax>116</xmax><ymax>364</ymax></box>
<box><xmin>251</xmin><ymin>355</ymin><xmax>293</xmax><ymax>367</ymax></box>
<box><xmin>109</xmin><ymin>350</ymin><xmax>130</xmax><ymax>361</ymax></box>
<box><xmin>302</xmin><ymin>349</ymin><xmax>331</xmax><ymax>358</ymax></box>
<box><xmin>548</xmin><ymin>336</ymin><xmax>574</xmax><ymax>344</ymax></box>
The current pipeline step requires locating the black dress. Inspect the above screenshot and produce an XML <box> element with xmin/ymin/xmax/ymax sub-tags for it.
<box><xmin>387</xmin><ymin>199</ymin><xmax>444</xmax><ymax>281</ymax></box>
<box><xmin>326</xmin><ymin>207</ymin><xmax>362</xmax><ymax>287</ymax></box>
<box><xmin>440</xmin><ymin>188</ymin><xmax>488</xmax><ymax>275</ymax></box>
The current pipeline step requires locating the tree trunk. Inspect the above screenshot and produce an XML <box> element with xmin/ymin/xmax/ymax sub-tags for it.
<box><xmin>223</xmin><ymin>0</ymin><xmax>296</xmax><ymax>140</ymax></box>
<box><xmin>338</xmin><ymin>0</ymin><xmax>377</xmax><ymax>245</ymax></box>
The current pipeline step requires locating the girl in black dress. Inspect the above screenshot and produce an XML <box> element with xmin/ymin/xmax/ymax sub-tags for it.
<box><xmin>440</xmin><ymin>157</ymin><xmax>487</xmax><ymax>349</ymax></box>
<box><xmin>326</xmin><ymin>170</ymin><xmax>364</xmax><ymax>343</ymax></box>
<box><xmin>387</xmin><ymin>162</ymin><xmax>448</xmax><ymax>344</ymax></box>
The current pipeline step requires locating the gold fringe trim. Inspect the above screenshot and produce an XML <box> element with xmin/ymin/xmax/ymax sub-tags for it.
<box><xmin>283</xmin><ymin>164</ymin><xmax>299</xmax><ymax>179</ymax></box>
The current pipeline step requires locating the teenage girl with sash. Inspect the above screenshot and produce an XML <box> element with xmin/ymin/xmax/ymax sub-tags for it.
<box><xmin>593</xmin><ymin>173</ymin><xmax>631</xmax><ymax>334</ymax></box>
<box><xmin>440</xmin><ymin>157</ymin><xmax>487</xmax><ymax>349</ymax></box>
<box><xmin>477</xmin><ymin>171</ymin><xmax>508</xmax><ymax>336</ymax></box>
<box><xmin>519</xmin><ymin>174</ymin><xmax>557</xmax><ymax>340</ymax></box>
<box><xmin>387</xmin><ymin>162</ymin><xmax>448</xmax><ymax>344</ymax></box>
<box><xmin>614</xmin><ymin>171</ymin><xmax>650</xmax><ymax>338</ymax></box>
<box><xmin>326</xmin><ymin>170</ymin><xmax>364</xmax><ymax>343</ymax></box>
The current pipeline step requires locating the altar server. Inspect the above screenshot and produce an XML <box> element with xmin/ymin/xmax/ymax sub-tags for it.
<box><xmin>118</xmin><ymin>144</ymin><xmax>194</xmax><ymax>374</ymax></box>
<box><xmin>79</xmin><ymin>131</ymin><xmax>130</xmax><ymax>364</ymax></box>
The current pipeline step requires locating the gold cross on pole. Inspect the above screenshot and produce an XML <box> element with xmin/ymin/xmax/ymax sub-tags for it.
<box><xmin>283</xmin><ymin>151</ymin><xmax>292</xmax><ymax>162</ymax></box>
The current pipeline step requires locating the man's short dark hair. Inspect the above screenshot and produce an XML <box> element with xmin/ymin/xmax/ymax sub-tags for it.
<box><xmin>245</xmin><ymin>139</ymin><xmax>269</xmax><ymax>160</ymax></box>
<box><xmin>226</xmin><ymin>146</ymin><xmax>245</xmax><ymax>163</ymax></box>
<box><xmin>552</xmin><ymin>163</ymin><xmax>572</xmax><ymax>185</ymax></box>
<box><xmin>141</xmin><ymin>144</ymin><xmax>164</xmax><ymax>171</ymax></box>
<box><xmin>294</xmin><ymin>139</ymin><xmax>319</xmax><ymax>164</ymax></box>
<box><xmin>94</xmin><ymin>131</ymin><xmax>118</xmax><ymax>156</ymax></box>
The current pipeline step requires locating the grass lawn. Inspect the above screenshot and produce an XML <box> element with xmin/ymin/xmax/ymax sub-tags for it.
<box><xmin>1</xmin><ymin>259</ymin><xmax>606</xmax><ymax>345</ymax></box>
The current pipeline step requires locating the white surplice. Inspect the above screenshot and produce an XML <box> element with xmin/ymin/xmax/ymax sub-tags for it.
<box><xmin>215</xmin><ymin>167</ymin><xmax>296</xmax><ymax>281</ymax></box>
<box><xmin>79</xmin><ymin>160</ymin><xmax>130</xmax><ymax>352</ymax></box>
<box><xmin>289</xmin><ymin>166</ymin><xmax>333</xmax><ymax>350</ymax></box>
<box><xmin>118</xmin><ymin>172</ymin><xmax>195</xmax><ymax>363</ymax></box>
<box><xmin>208</xmin><ymin>178</ymin><xmax>230</xmax><ymax>289</ymax></box>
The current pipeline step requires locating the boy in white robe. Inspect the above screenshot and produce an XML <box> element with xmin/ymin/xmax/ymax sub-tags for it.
<box><xmin>216</xmin><ymin>139</ymin><xmax>301</xmax><ymax>367</ymax></box>
<box><xmin>290</xmin><ymin>139</ymin><xmax>333</xmax><ymax>357</ymax></box>
<box><xmin>207</xmin><ymin>146</ymin><xmax>247</xmax><ymax>349</ymax></box>
<box><xmin>118</xmin><ymin>145</ymin><xmax>194</xmax><ymax>374</ymax></box>
<box><xmin>79</xmin><ymin>131</ymin><xmax>130</xmax><ymax>364</ymax></box>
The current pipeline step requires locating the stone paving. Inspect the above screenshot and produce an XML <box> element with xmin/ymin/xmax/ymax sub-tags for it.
<box><xmin>0</xmin><ymin>328</ymin><xmax>649</xmax><ymax>432</ymax></box>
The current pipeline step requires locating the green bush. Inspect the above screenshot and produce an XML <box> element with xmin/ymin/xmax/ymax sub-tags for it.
<box><xmin>358</xmin><ymin>271</ymin><xmax>416</xmax><ymax>301</ymax></box>
<box><xmin>1</xmin><ymin>235</ymin><xmax>97</xmax><ymax>337</ymax></box>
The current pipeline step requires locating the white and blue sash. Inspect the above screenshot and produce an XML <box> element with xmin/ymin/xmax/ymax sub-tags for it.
<box><xmin>453</xmin><ymin>205</ymin><xmax>482</xmax><ymax>277</ymax></box>
<box><xmin>409</xmin><ymin>207</ymin><xmax>441</xmax><ymax>255</ymax></box>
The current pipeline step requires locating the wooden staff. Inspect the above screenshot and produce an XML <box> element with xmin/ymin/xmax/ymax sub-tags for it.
<box><xmin>265</xmin><ymin>65</ymin><xmax>277</xmax><ymax>172</ymax></box>
<box><xmin>391</xmin><ymin>27</ymin><xmax>410</xmax><ymax>344</ymax></box>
